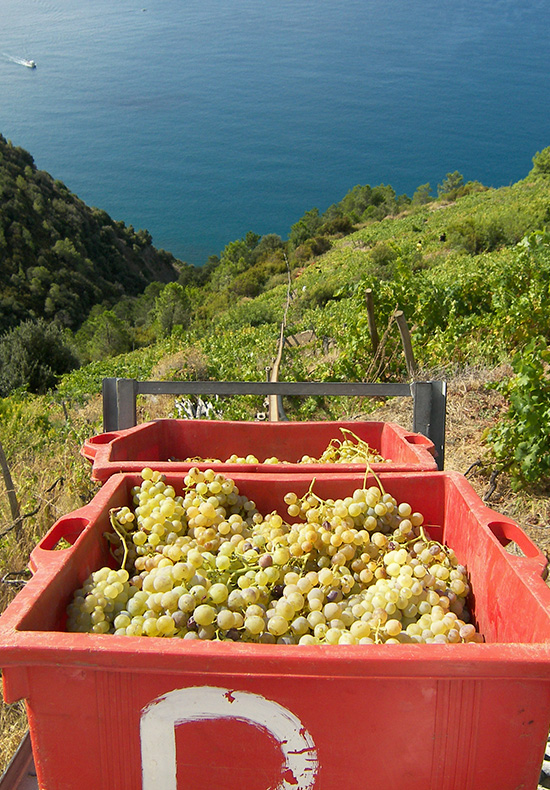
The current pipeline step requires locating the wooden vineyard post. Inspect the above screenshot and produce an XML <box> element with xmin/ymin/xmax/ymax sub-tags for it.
<box><xmin>394</xmin><ymin>310</ymin><xmax>417</xmax><ymax>378</ymax></box>
<box><xmin>268</xmin><ymin>322</ymin><xmax>287</xmax><ymax>422</ymax></box>
<box><xmin>268</xmin><ymin>254</ymin><xmax>292</xmax><ymax>422</ymax></box>
<box><xmin>365</xmin><ymin>288</ymin><xmax>379</xmax><ymax>355</ymax></box>
<box><xmin>0</xmin><ymin>437</ymin><xmax>22</xmax><ymax>541</ymax></box>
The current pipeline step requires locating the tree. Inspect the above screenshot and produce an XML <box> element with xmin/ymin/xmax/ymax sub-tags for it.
<box><xmin>251</xmin><ymin>234</ymin><xmax>285</xmax><ymax>264</ymax></box>
<box><xmin>208</xmin><ymin>232</ymin><xmax>262</xmax><ymax>292</ymax></box>
<box><xmin>90</xmin><ymin>311</ymin><xmax>132</xmax><ymax>359</ymax></box>
<box><xmin>0</xmin><ymin>319</ymin><xmax>79</xmax><ymax>396</ymax></box>
<box><xmin>76</xmin><ymin>309</ymin><xmax>133</xmax><ymax>361</ymax></box>
<box><xmin>154</xmin><ymin>283</ymin><xmax>191</xmax><ymax>336</ymax></box>
<box><xmin>337</xmin><ymin>185</ymin><xmax>373</xmax><ymax>220</ymax></box>
<box><xmin>437</xmin><ymin>172</ymin><xmax>464</xmax><ymax>200</ymax></box>
<box><xmin>530</xmin><ymin>147</ymin><xmax>550</xmax><ymax>177</ymax></box>
<box><xmin>412</xmin><ymin>183</ymin><xmax>433</xmax><ymax>205</ymax></box>
<box><xmin>0</xmin><ymin>134</ymin><xmax>182</xmax><ymax>334</ymax></box>
<box><xmin>323</xmin><ymin>183</ymin><xmax>400</xmax><ymax>224</ymax></box>
<box><xmin>289</xmin><ymin>208</ymin><xmax>323</xmax><ymax>249</ymax></box>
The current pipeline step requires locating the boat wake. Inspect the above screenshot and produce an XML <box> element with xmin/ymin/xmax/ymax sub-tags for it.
<box><xmin>3</xmin><ymin>53</ymin><xmax>36</xmax><ymax>68</ymax></box>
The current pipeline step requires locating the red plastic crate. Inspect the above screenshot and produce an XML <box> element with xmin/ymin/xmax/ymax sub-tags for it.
<box><xmin>81</xmin><ymin>419</ymin><xmax>438</xmax><ymax>482</ymax></box>
<box><xmin>1</xmin><ymin>471</ymin><xmax>550</xmax><ymax>790</ymax></box>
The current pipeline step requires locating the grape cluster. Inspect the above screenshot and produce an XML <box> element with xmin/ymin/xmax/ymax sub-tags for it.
<box><xmin>175</xmin><ymin>428</ymin><xmax>387</xmax><ymax>466</ymax></box>
<box><xmin>299</xmin><ymin>428</ymin><xmax>386</xmax><ymax>464</ymax></box>
<box><xmin>67</xmin><ymin>468</ymin><xmax>483</xmax><ymax>645</ymax></box>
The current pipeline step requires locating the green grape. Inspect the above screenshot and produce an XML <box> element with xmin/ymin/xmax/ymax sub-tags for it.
<box><xmin>193</xmin><ymin>605</ymin><xmax>216</xmax><ymax>626</ymax></box>
<box><xmin>67</xmin><ymin>469</ymin><xmax>483</xmax><ymax>646</ymax></box>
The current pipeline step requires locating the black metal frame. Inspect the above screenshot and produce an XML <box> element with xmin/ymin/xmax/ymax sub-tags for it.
<box><xmin>102</xmin><ymin>378</ymin><xmax>447</xmax><ymax>469</ymax></box>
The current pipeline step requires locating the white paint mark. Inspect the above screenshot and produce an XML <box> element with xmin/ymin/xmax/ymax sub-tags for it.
<box><xmin>140</xmin><ymin>686</ymin><xmax>319</xmax><ymax>790</ymax></box>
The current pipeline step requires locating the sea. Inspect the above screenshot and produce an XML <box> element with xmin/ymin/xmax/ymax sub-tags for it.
<box><xmin>1</xmin><ymin>0</ymin><xmax>549</xmax><ymax>266</ymax></box>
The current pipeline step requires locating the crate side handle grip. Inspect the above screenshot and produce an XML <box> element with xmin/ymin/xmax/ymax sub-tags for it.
<box><xmin>28</xmin><ymin>515</ymin><xmax>90</xmax><ymax>574</ymax></box>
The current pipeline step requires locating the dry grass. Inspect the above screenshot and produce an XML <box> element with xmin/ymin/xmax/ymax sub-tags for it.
<box><xmin>0</xmin><ymin>397</ymin><xmax>102</xmax><ymax>773</ymax></box>
<box><xmin>0</xmin><ymin>700</ymin><xmax>27</xmax><ymax>771</ymax></box>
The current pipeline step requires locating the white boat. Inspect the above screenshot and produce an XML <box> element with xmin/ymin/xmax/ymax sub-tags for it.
<box><xmin>22</xmin><ymin>59</ymin><xmax>36</xmax><ymax>69</ymax></box>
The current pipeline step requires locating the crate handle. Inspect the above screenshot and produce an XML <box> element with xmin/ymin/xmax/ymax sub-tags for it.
<box><xmin>403</xmin><ymin>433</ymin><xmax>436</xmax><ymax>457</ymax></box>
<box><xmin>488</xmin><ymin>519</ymin><xmax>548</xmax><ymax>568</ymax></box>
<box><xmin>28</xmin><ymin>515</ymin><xmax>90</xmax><ymax>574</ymax></box>
<box><xmin>404</xmin><ymin>433</ymin><xmax>433</xmax><ymax>447</ymax></box>
<box><xmin>81</xmin><ymin>431</ymin><xmax>122</xmax><ymax>460</ymax></box>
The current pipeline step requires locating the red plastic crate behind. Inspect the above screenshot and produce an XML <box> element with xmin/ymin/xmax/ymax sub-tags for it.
<box><xmin>1</xmin><ymin>472</ymin><xmax>550</xmax><ymax>790</ymax></box>
<box><xmin>81</xmin><ymin>419</ymin><xmax>438</xmax><ymax>481</ymax></box>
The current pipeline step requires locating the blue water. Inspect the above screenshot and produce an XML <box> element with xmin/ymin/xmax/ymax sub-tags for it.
<box><xmin>1</xmin><ymin>0</ymin><xmax>549</xmax><ymax>265</ymax></box>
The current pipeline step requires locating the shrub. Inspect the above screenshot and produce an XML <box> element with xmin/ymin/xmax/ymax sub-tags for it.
<box><xmin>230</xmin><ymin>267</ymin><xmax>263</xmax><ymax>297</ymax></box>
<box><xmin>293</xmin><ymin>236</ymin><xmax>332</xmax><ymax>263</ymax></box>
<box><xmin>530</xmin><ymin>147</ymin><xmax>550</xmax><ymax>177</ymax></box>
<box><xmin>447</xmin><ymin>218</ymin><xmax>506</xmax><ymax>254</ymax></box>
<box><xmin>369</xmin><ymin>241</ymin><xmax>398</xmax><ymax>267</ymax></box>
<box><xmin>320</xmin><ymin>216</ymin><xmax>355</xmax><ymax>236</ymax></box>
<box><xmin>0</xmin><ymin>319</ymin><xmax>79</xmax><ymax>396</ymax></box>
<box><xmin>484</xmin><ymin>337</ymin><xmax>550</xmax><ymax>490</ymax></box>
<box><xmin>300</xmin><ymin>280</ymin><xmax>339</xmax><ymax>308</ymax></box>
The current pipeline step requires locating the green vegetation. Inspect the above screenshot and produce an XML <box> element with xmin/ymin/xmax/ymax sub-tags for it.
<box><xmin>3</xmin><ymin>141</ymin><xmax>550</xmax><ymax>489</ymax></box>
<box><xmin>0</xmin><ymin>319</ymin><xmax>78</xmax><ymax>396</ymax></box>
<box><xmin>484</xmin><ymin>337</ymin><xmax>550</xmax><ymax>491</ymax></box>
<box><xmin>0</xmin><ymin>134</ymin><xmax>185</xmax><ymax>335</ymax></box>
<box><xmin>2</xmin><ymin>142</ymin><xmax>550</xmax><ymax>773</ymax></box>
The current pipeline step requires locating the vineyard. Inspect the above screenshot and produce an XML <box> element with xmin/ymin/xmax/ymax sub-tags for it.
<box><xmin>0</xmin><ymin>150</ymin><xmax>550</xmax><ymax>784</ymax></box>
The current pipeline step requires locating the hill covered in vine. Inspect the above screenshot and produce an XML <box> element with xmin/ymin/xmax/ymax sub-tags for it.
<box><xmin>3</xmin><ymin>141</ymin><xmax>550</xmax><ymax>781</ymax></box>
<box><xmin>0</xmin><ymin>134</ymin><xmax>189</xmax><ymax>334</ymax></box>
<box><xmin>2</xmin><ymin>137</ymin><xmax>550</xmax><ymax>432</ymax></box>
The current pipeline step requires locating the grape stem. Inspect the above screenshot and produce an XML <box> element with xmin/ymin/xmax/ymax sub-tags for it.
<box><xmin>419</xmin><ymin>525</ymin><xmax>451</xmax><ymax>557</ymax></box>
<box><xmin>109</xmin><ymin>509</ymin><xmax>129</xmax><ymax>570</ymax></box>
<box><xmin>372</xmin><ymin>621</ymin><xmax>384</xmax><ymax>644</ymax></box>
<box><xmin>366</xmin><ymin>462</ymin><xmax>385</xmax><ymax>496</ymax></box>
<box><xmin>339</xmin><ymin>428</ymin><xmax>383</xmax><ymax>462</ymax></box>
